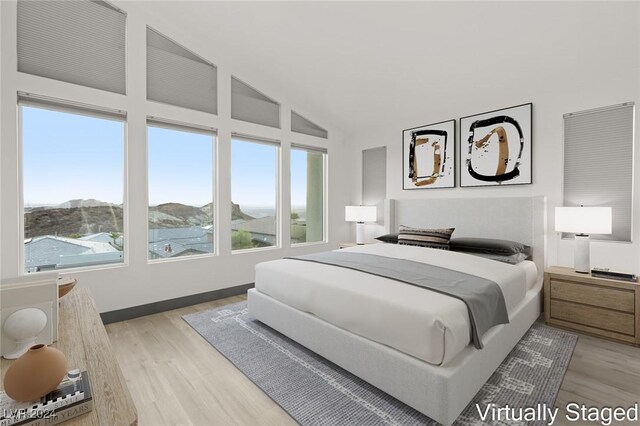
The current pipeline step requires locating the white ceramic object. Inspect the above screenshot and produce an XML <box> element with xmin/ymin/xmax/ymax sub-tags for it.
<box><xmin>3</xmin><ymin>308</ymin><xmax>48</xmax><ymax>359</ymax></box>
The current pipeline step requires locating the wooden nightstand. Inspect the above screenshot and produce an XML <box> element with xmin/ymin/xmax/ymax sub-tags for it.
<box><xmin>544</xmin><ymin>266</ymin><xmax>640</xmax><ymax>346</ymax></box>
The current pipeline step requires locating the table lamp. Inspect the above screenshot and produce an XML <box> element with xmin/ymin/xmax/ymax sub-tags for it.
<box><xmin>555</xmin><ymin>206</ymin><xmax>612</xmax><ymax>273</ymax></box>
<box><xmin>345</xmin><ymin>205</ymin><xmax>377</xmax><ymax>245</ymax></box>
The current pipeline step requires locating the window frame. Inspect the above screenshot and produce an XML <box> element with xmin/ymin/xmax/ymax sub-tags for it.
<box><xmin>290</xmin><ymin>144</ymin><xmax>328</xmax><ymax>247</ymax></box>
<box><xmin>146</xmin><ymin>117</ymin><xmax>218</xmax><ymax>263</ymax></box>
<box><xmin>230</xmin><ymin>133</ymin><xmax>281</xmax><ymax>253</ymax></box>
<box><xmin>18</xmin><ymin>94</ymin><xmax>129</xmax><ymax>275</ymax></box>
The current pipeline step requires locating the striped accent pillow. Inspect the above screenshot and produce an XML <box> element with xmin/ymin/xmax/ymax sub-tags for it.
<box><xmin>397</xmin><ymin>226</ymin><xmax>455</xmax><ymax>250</ymax></box>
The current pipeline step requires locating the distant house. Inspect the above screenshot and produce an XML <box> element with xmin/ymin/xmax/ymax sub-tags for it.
<box><xmin>231</xmin><ymin>216</ymin><xmax>276</xmax><ymax>246</ymax></box>
<box><xmin>24</xmin><ymin>235</ymin><xmax>122</xmax><ymax>272</ymax></box>
<box><xmin>148</xmin><ymin>226</ymin><xmax>213</xmax><ymax>259</ymax></box>
<box><xmin>80</xmin><ymin>232</ymin><xmax>123</xmax><ymax>245</ymax></box>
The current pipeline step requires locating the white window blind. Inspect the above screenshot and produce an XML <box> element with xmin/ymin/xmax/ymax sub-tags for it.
<box><xmin>563</xmin><ymin>102</ymin><xmax>635</xmax><ymax>242</ymax></box>
<box><xmin>17</xmin><ymin>0</ymin><xmax>126</xmax><ymax>94</ymax></box>
<box><xmin>291</xmin><ymin>111</ymin><xmax>328</xmax><ymax>139</ymax></box>
<box><xmin>18</xmin><ymin>92</ymin><xmax>126</xmax><ymax>122</ymax></box>
<box><xmin>147</xmin><ymin>27</ymin><xmax>217</xmax><ymax>114</ymax></box>
<box><xmin>231</xmin><ymin>77</ymin><xmax>280</xmax><ymax>128</ymax></box>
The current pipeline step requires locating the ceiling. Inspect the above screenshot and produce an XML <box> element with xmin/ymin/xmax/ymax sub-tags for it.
<box><xmin>138</xmin><ymin>1</ymin><xmax>638</xmax><ymax>138</ymax></box>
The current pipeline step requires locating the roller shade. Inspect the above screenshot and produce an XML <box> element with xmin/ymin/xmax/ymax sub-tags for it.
<box><xmin>147</xmin><ymin>116</ymin><xmax>216</xmax><ymax>136</ymax></box>
<box><xmin>17</xmin><ymin>0</ymin><xmax>126</xmax><ymax>94</ymax></box>
<box><xmin>18</xmin><ymin>92</ymin><xmax>126</xmax><ymax>122</ymax></box>
<box><xmin>291</xmin><ymin>143</ymin><xmax>327</xmax><ymax>154</ymax></box>
<box><xmin>147</xmin><ymin>27</ymin><xmax>217</xmax><ymax>114</ymax></box>
<box><xmin>231</xmin><ymin>77</ymin><xmax>280</xmax><ymax>128</ymax></box>
<box><xmin>291</xmin><ymin>111</ymin><xmax>328</xmax><ymax>139</ymax></box>
<box><xmin>563</xmin><ymin>102</ymin><xmax>634</xmax><ymax>241</ymax></box>
<box><xmin>232</xmin><ymin>132</ymin><xmax>280</xmax><ymax>147</ymax></box>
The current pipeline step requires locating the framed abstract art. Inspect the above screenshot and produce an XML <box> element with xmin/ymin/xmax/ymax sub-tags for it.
<box><xmin>402</xmin><ymin>119</ymin><xmax>455</xmax><ymax>190</ymax></box>
<box><xmin>459</xmin><ymin>103</ymin><xmax>532</xmax><ymax>187</ymax></box>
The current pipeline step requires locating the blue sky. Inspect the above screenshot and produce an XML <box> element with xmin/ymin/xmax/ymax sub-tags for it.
<box><xmin>231</xmin><ymin>139</ymin><xmax>278</xmax><ymax>208</ymax></box>
<box><xmin>22</xmin><ymin>106</ymin><xmax>124</xmax><ymax>206</ymax></box>
<box><xmin>148</xmin><ymin>126</ymin><xmax>213</xmax><ymax>206</ymax></box>
<box><xmin>22</xmin><ymin>106</ymin><xmax>309</xmax><ymax>208</ymax></box>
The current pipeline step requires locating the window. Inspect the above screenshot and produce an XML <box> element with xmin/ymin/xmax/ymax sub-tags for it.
<box><xmin>291</xmin><ymin>111</ymin><xmax>328</xmax><ymax>139</ymax></box>
<box><xmin>147</xmin><ymin>121</ymin><xmax>215</xmax><ymax>259</ymax></box>
<box><xmin>563</xmin><ymin>102</ymin><xmax>635</xmax><ymax>241</ymax></box>
<box><xmin>21</xmin><ymin>100</ymin><xmax>126</xmax><ymax>273</ymax></box>
<box><xmin>231</xmin><ymin>136</ymin><xmax>279</xmax><ymax>250</ymax></box>
<box><xmin>231</xmin><ymin>77</ymin><xmax>280</xmax><ymax>128</ymax></box>
<box><xmin>18</xmin><ymin>0</ymin><xmax>126</xmax><ymax>94</ymax></box>
<box><xmin>147</xmin><ymin>27</ymin><xmax>217</xmax><ymax>114</ymax></box>
<box><xmin>291</xmin><ymin>146</ymin><xmax>326</xmax><ymax>244</ymax></box>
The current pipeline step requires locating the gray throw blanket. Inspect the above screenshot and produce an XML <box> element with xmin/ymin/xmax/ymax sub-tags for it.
<box><xmin>285</xmin><ymin>251</ymin><xmax>509</xmax><ymax>349</ymax></box>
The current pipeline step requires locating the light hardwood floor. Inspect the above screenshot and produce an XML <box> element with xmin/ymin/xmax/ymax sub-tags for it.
<box><xmin>106</xmin><ymin>294</ymin><xmax>640</xmax><ymax>426</ymax></box>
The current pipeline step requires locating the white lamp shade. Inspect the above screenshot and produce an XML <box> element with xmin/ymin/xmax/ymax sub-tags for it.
<box><xmin>555</xmin><ymin>206</ymin><xmax>612</xmax><ymax>235</ymax></box>
<box><xmin>345</xmin><ymin>205</ymin><xmax>377</xmax><ymax>223</ymax></box>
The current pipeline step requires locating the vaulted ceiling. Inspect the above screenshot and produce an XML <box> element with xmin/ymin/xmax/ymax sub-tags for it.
<box><xmin>139</xmin><ymin>1</ymin><xmax>639</xmax><ymax>138</ymax></box>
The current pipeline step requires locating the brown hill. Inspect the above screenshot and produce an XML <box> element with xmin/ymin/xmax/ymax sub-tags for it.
<box><xmin>25</xmin><ymin>205</ymin><xmax>124</xmax><ymax>238</ymax></box>
<box><xmin>231</xmin><ymin>202</ymin><xmax>254</xmax><ymax>221</ymax></box>
<box><xmin>149</xmin><ymin>203</ymin><xmax>212</xmax><ymax>227</ymax></box>
<box><xmin>24</xmin><ymin>201</ymin><xmax>255</xmax><ymax>238</ymax></box>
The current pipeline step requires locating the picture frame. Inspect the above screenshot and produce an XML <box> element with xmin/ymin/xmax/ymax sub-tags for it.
<box><xmin>459</xmin><ymin>103</ymin><xmax>532</xmax><ymax>187</ymax></box>
<box><xmin>402</xmin><ymin>119</ymin><xmax>456</xmax><ymax>190</ymax></box>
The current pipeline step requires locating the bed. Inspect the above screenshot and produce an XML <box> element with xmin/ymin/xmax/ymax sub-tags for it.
<box><xmin>248</xmin><ymin>196</ymin><xmax>546</xmax><ymax>425</ymax></box>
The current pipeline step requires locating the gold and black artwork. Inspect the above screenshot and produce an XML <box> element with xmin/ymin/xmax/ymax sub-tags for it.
<box><xmin>460</xmin><ymin>103</ymin><xmax>532</xmax><ymax>187</ymax></box>
<box><xmin>402</xmin><ymin>119</ymin><xmax>455</xmax><ymax>190</ymax></box>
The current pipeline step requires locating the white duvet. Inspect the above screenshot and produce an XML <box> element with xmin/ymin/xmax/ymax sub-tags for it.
<box><xmin>254</xmin><ymin>244</ymin><xmax>537</xmax><ymax>365</ymax></box>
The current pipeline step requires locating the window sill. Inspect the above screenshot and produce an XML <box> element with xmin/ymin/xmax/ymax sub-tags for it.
<box><xmin>21</xmin><ymin>261</ymin><xmax>128</xmax><ymax>277</ymax></box>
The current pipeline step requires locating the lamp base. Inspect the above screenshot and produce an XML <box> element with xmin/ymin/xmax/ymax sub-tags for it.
<box><xmin>574</xmin><ymin>234</ymin><xmax>590</xmax><ymax>274</ymax></box>
<box><xmin>356</xmin><ymin>222</ymin><xmax>365</xmax><ymax>245</ymax></box>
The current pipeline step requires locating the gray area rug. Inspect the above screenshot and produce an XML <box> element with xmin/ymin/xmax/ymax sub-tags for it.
<box><xmin>184</xmin><ymin>302</ymin><xmax>577</xmax><ymax>426</ymax></box>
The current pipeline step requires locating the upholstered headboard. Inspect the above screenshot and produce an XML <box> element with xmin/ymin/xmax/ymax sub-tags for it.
<box><xmin>385</xmin><ymin>196</ymin><xmax>547</xmax><ymax>277</ymax></box>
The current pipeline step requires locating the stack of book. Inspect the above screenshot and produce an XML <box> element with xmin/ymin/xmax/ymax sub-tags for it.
<box><xmin>0</xmin><ymin>371</ymin><xmax>93</xmax><ymax>426</ymax></box>
<box><xmin>591</xmin><ymin>268</ymin><xmax>638</xmax><ymax>283</ymax></box>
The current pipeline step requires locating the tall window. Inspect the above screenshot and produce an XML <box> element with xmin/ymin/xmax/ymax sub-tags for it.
<box><xmin>291</xmin><ymin>146</ymin><xmax>326</xmax><ymax>244</ymax></box>
<box><xmin>21</xmin><ymin>102</ymin><xmax>125</xmax><ymax>273</ymax></box>
<box><xmin>563</xmin><ymin>102</ymin><xmax>635</xmax><ymax>241</ymax></box>
<box><xmin>147</xmin><ymin>122</ymin><xmax>215</xmax><ymax>259</ymax></box>
<box><xmin>231</xmin><ymin>137</ymin><xmax>278</xmax><ymax>250</ymax></box>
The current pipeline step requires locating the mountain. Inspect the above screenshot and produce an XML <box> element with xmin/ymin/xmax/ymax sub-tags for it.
<box><xmin>25</xmin><ymin>205</ymin><xmax>124</xmax><ymax>238</ymax></box>
<box><xmin>231</xmin><ymin>202</ymin><xmax>254</xmax><ymax>221</ymax></box>
<box><xmin>148</xmin><ymin>203</ymin><xmax>212</xmax><ymax>228</ymax></box>
<box><xmin>55</xmin><ymin>199</ymin><xmax>118</xmax><ymax>209</ymax></box>
<box><xmin>24</xmin><ymin>200</ymin><xmax>255</xmax><ymax>238</ymax></box>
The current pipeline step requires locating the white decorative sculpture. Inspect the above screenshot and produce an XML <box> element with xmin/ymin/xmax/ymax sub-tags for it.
<box><xmin>3</xmin><ymin>308</ymin><xmax>48</xmax><ymax>359</ymax></box>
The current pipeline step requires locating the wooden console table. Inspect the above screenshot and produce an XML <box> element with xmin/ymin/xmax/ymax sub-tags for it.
<box><xmin>1</xmin><ymin>287</ymin><xmax>137</xmax><ymax>425</ymax></box>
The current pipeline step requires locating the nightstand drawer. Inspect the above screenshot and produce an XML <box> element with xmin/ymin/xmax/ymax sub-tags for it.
<box><xmin>550</xmin><ymin>279</ymin><xmax>635</xmax><ymax>313</ymax></box>
<box><xmin>550</xmin><ymin>300</ymin><xmax>635</xmax><ymax>336</ymax></box>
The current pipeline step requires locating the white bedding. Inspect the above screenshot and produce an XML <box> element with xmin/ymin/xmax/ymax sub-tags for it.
<box><xmin>254</xmin><ymin>244</ymin><xmax>538</xmax><ymax>365</ymax></box>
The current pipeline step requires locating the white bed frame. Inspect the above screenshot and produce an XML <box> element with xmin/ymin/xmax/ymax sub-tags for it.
<box><xmin>248</xmin><ymin>196</ymin><xmax>546</xmax><ymax>425</ymax></box>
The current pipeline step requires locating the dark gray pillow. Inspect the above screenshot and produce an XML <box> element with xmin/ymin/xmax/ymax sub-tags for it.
<box><xmin>449</xmin><ymin>237</ymin><xmax>531</xmax><ymax>257</ymax></box>
<box><xmin>375</xmin><ymin>233</ymin><xmax>398</xmax><ymax>244</ymax></box>
<box><xmin>463</xmin><ymin>252</ymin><xmax>528</xmax><ymax>265</ymax></box>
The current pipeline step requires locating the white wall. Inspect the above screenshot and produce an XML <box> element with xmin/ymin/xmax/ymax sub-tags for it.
<box><xmin>0</xmin><ymin>1</ymin><xmax>350</xmax><ymax>312</ymax></box>
<box><xmin>349</xmin><ymin>2</ymin><xmax>640</xmax><ymax>273</ymax></box>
